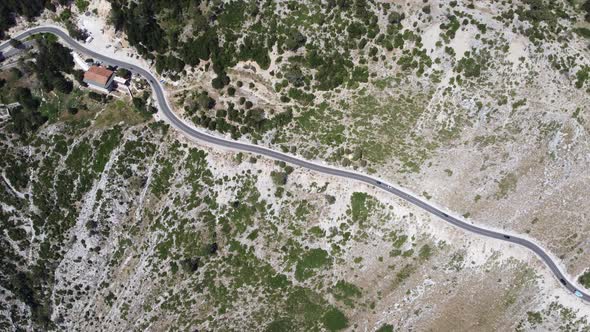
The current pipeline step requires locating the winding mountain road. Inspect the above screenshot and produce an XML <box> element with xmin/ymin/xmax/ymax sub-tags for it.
<box><xmin>2</xmin><ymin>25</ymin><xmax>588</xmax><ymax>302</ymax></box>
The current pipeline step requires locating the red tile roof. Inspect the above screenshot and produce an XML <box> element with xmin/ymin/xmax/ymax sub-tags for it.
<box><xmin>84</xmin><ymin>66</ymin><xmax>113</xmax><ymax>86</ymax></box>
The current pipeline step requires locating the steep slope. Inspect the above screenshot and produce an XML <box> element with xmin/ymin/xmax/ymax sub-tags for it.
<box><xmin>90</xmin><ymin>0</ymin><xmax>590</xmax><ymax>288</ymax></box>
<box><xmin>0</xmin><ymin>61</ymin><xmax>589</xmax><ymax>331</ymax></box>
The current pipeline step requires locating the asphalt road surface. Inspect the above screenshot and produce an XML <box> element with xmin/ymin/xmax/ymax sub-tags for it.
<box><xmin>0</xmin><ymin>40</ymin><xmax>34</xmax><ymax>58</ymax></box>
<box><xmin>2</xmin><ymin>26</ymin><xmax>588</xmax><ymax>302</ymax></box>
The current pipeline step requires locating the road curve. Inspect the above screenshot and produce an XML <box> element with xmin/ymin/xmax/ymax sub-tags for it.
<box><xmin>3</xmin><ymin>26</ymin><xmax>588</xmax><ymax>302</ymax></box>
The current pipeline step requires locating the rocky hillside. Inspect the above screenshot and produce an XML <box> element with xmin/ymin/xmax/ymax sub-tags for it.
<box><xmin>98</xmin><ymin>0</ymin><xmax>590</xmax><ymax>293</ymax></box>
<box><xmin>0</xmin><ymin>54</ymin><xmax>588</xmax><ymax>331</ymax></box>
<box><xmin>1</xmin><ymin>0</ymin><xmax>590</xmax><ymax>330</ymax></box>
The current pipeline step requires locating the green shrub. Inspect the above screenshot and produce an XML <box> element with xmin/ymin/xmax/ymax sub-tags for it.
<box><xmin>284</xmin><ymin>30</ymin><xmax>307</xmax><ymax>51</ymax></box>
<box><xmin>376</xmin><ymin>324</ymin><xmax>394</xmax><ymax>332</ymax></box>
<box><xmin>295</xmin><ymin>248</ymin><xmax>331</xmax><ymax>281</ymax></box>
<box><xmin>270</xmin><ymin>171</ymin><xmax>287</xmax><ymax>186</ymax></box>
<box><xmin>456</xmin><ymin>57</ymin><xmax>482</xmax><ymax>77</ymax></box>
<box><xmin>322</xmin><ymin>308</ymin><xmax>348</xmax><ymax>331</ymax></box>
<box><xmin>575</xmin><ymin>66</ymin><xmax>589</xmax><ymax>89</ymax></box>
<box><xmin>579</xmin><ymin>270</ymin><xmax>590</xmax><ymax>288</ymax></box>
<box><xmin>75</xmin><ymin>0</ymin><xmax>89</xmax><ymax>12</ymax></box>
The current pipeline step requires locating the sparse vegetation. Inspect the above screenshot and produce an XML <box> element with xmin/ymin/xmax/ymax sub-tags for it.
<box><xmin>496</xmin><ymin>173</ymin><xmax>518</xmax><ymax>199</ymax></box>
<box><xmin>1</xmin><ymin>0</ymin><xmax>589</xmax><ymax>330</ymax></box>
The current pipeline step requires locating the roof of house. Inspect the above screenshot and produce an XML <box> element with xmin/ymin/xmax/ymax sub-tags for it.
<box><xmin>84</xmin><ymin>66</ymin><xmax>114</xmax><ymax>87</ymax></box>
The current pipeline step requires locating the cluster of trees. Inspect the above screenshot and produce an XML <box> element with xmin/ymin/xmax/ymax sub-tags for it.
<box><xmin>0</xmin><ymin>1</ymin><xmax>91</xmax><ymax>40</ymax></box>
<box><xmin>132</xmin><ymin>91</ymin><xmax>157</xmax><ymax>116</ymax></box>
<box><xmin>109</xmin><ymin>1</ymin><xmax>228</xmax><ymax>85</ymax></box>
<box><xmin>116</xmin><ymin>68</ymin><xmax>131</xmax><ymax>79</ymax></box>
<box><xmin>179</xmin><ymin>257</ymin><xmax>200</xmax><ymax>273</ymax></box>
<box><xmin>14</xmin><ymin>87</ymin><xmax>40</xmax><ymax>110</ymax></box>
<box><xmin>270</xmin><ymin>170</ymin><xmax>288</xmax><ymax>186</ymax></box>
<box><xmin>238</xmin><ymin>35</ymin><xmax>272</xmax><ymax>70</ymax></box>
<box><xmin>10</xmin><ymin>87</ymin><xmax>47</xmax><ymax>136</ymax></box>
<box><xmin>105</xmin><ymin>0</ymin><xmax>363</xmax><ymax>93</ymax></box>
<box><xmin>34</xmin><ymin>38</ymin><xmax>75</xmax><ymax>94</ymax></box>
<box><xmin>194</xmin><ymin>112</ymin><xmax>242</xmax><ymax>139</ymax></box>
<box><xmin>192</xmin><ymin>96</ymin><xmax>293</xmax><ymax>140</ymax></box>
<box><xmin>453</xmin><ymin>49</ymin><xmax>488</xmax><ymax>81</ymax></box>
<box><xmin>284</xmin><ymin>30</ymin><xmax>307</xmax><ymax>51</ymax></box>
<box><xmin>2</xmin><ymin>36</ymin><xmax>86</xmax><ymax>136</ymax></box>
<box><xmin>7</xmin><ymin>270</ymin><xmax>53</xmax><ymax>329</ymax></box>
<box><xmin>180</xmin><ymin>30</ymin><xmax>218</xmax><ymax>67</ymax></box>
<box><xmin>107</xmin><ymin>0</ymin><xmax>276</xmax><ymax>87</ymax></box>
<box><xmin>306</xmin><ymin>47</ymin><xmax>355</xmax><ymax>91</ymax></box>
<box><xmin>155</xmin><ymin>54</ymin><xmax>185</xmax><ymax>74</ymax></box>
<box><xmin>512</xmin><ymin>0</ymin><xmax>575</xmax><ymax>42</ymax></box>
<box><xmin>102</xmin><ymin>0</ymin><xmax>429</xmax><ymax>95</ymax></box>
<box><xmin>109</xmin><ymin>1</ymin><xmax>167</xmax><ymax>54</ymax></box>
<box><xmin>88</xmin><ymin>91</ymin><xmax>110</xmax><ymax>103</ymax></box>
<box><xmin>56</xmin><ymin>7</ymin><xmax>89</xmax><ymax>40</ymax></box>
<box><xmin>0</xmin><ymin>0</ymin><xmax>68</xmax><ymax>39</ymax></box>
<box><xmin>185</xmin><ymin>91</ymin><xmax>215</xmax><ymax>116</ymax></box>
<box><xmin>575</xmin><ymin>66</ymin><xmax>589</xmax><ymax>89</ymax></box>
<box><xmin>519</xmin><ymin>0</ymin><xmax>560</xmax><ymax>25</ymax></box>
<box><xmin>67</xmin><ymin>19</ymin><xmax>88</xmax><ymax>40</ymax></box>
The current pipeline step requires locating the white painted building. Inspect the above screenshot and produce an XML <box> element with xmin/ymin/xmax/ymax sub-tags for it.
<box><xmin>83</xmin><ymin>66</ymin><xmax>114</xmax><ymax>93</ymax></box>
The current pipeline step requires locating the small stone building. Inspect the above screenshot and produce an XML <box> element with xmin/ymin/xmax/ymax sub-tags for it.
<box><xmin>83</xmin><ymin>66</ymin><xmax>114</xmax><ymax>93</ymax></box>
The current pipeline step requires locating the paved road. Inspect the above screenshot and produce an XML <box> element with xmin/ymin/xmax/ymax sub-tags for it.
<box><xmin>0</xmin><ymin>40</ymin><xmax>36</xmax><ymax>69</ymax></box>
<box><xmin>2</xmin><ymin>26</ymin><xmax>588</xmax><ymax>302</ymax></box>
<box><xmin>0</xmin><ymin>40</ymin><xmax>34</xmax><ymax>58</ymax></box>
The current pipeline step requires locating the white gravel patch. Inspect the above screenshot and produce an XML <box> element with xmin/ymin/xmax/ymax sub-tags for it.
<box><xmin>506</xmin><ymin>34</ymin><xmax>529</xmax><ymax>68</ymax></box>
<box><xmin>449</xmin><ymin>27</ymin><xmax>472</xmax><ymax>60</ymax></box>
<box><xmin>421</xmin><ymin>24</ymin><xmax>441</xmax><ymax>54</ymax></box>
<box><xmin>77</xmin><ymin>5</ymin><xmax>151</xmax><ymax>70</ymax></box>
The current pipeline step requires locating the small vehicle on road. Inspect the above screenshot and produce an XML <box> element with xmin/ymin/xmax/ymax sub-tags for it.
<box><xmin>575</xmin><ymin>290</ymin><xmax>583</xmax><ymax>298</ymax></box>
<box><xmin>503</xmin><ymin>235</ymin><xmax>510</xmax><ymax>239</ymax></box>
<box><xmin>560</xmin><ymin>278</ymin><xmax>567</xmax><ymax>286</ymax></box>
